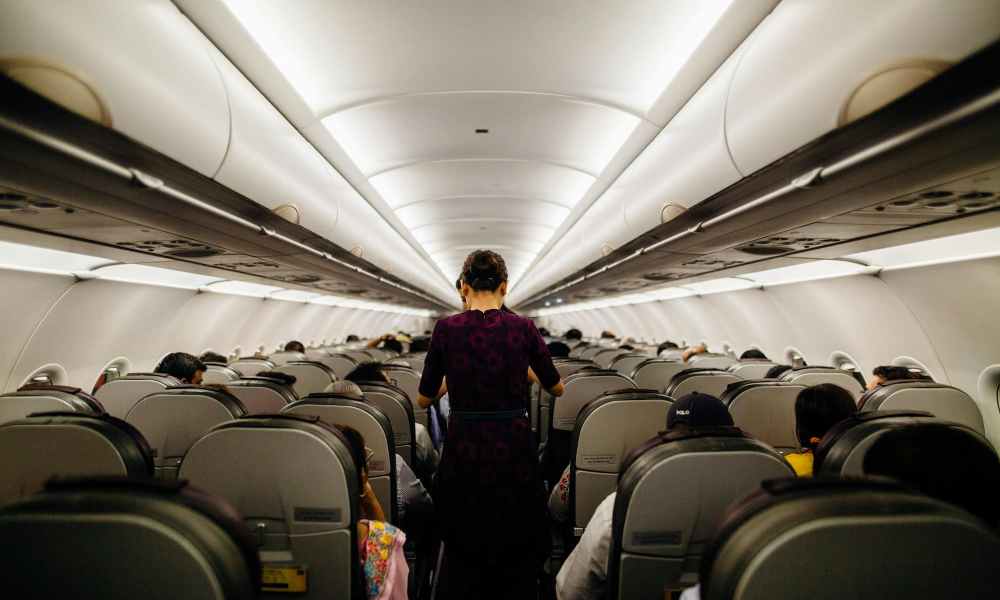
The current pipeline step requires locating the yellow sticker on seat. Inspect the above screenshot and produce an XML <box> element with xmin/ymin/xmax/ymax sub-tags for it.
<box><xmin>261</xmin><ymin>565</ymin><xmax>307</xmax><ymax>593</ymax></box>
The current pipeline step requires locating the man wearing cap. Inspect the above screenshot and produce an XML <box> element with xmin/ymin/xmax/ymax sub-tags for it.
<box><xmin>555</xmin><ymin>393</ymin><xmax>736</xmax><ymax>600</ymax></box>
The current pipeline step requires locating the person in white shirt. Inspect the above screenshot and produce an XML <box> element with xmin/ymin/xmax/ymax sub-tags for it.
<box><xmin>555</xmin><ymin>392</ymin><xmax>735</xmax><ymax>600</ymax></box>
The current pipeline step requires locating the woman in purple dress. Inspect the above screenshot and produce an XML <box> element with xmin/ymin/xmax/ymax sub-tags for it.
<box><xmin>418</xmin><ymin>250</ymin><xmax>564</xmax><ymax>600</ymax></box>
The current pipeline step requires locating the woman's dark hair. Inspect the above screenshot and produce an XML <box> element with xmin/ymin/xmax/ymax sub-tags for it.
<box><xmin>409</xmin><ymin>337</ymin><xmax>431</xmax><ymax>353</ymax></box>
<box><xmin>345</xmin><ymin>362</ymin><xmax>388</xmax><ymax>384</ymax></box>
<box><xmin>381</xmin><ymin>339</ymin><xmax>404</xmax><ymax>354</ymax></box>
<box><xmin>795</xmin><ymin>383</ymin><xmax>857</xmax><ymax>448</ymax></box>
<box><xmin>284</xmin><ymin>340</ymin><xmax>305</xmax><ymax>353</ymax></box>
<box><xmin>765</xmin><ymin>364</ymin><xmax>793</xmax><ymax>379</ymax></box>
<box><xmin>199</xmin><ymin>351</ymin><xmax>228</xmax><ymax>364</ymax></box>
<box><xmin>547</xmin><ymin>341</ymin><xmax>571</xmax><ymax>358</ymax></box>
<box><xmin>155</xmin><ymin>352</ymin><xmax>206</xmax><ymax>383</ymax></box>
<box><xmin>740</xmin><ymin>349</ymin><xmax>767</xmax><ymax>360</ymax></box>
<box><xmin>461</xmin><ymin>249</ymin><xmax>508</xmax><ymax>292</ymax></box>
<box><xmin>455</xmin><ymin>278</ymin><xmax>463</xmax><ymax>291</ymax></box>
<box><xmin>873</xmin><ymin>365</ymin><xmax>929</xmax><ymax>382</ymax></box>
<box><xmin>564</xmin><ymin>328</ymin><xmax>583</xmax><ymax>341</ymax></box>
<box><xmin>657</xmin><ymin>341</ymin><xmax>679</xmax><ymax>354</ymax></box>
<box><xmin>333</xmin><ymin>424</ymin><xmax>368</xmax><ymax>481</ymax></box>
<box><xmin>345</xmin><ymin>334</ymin><xmax>359</xmax><ymax>342</ymax></box>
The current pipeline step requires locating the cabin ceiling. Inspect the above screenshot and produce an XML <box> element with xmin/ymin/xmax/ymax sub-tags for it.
<box><xmin>176</xmin><ymin>0</ymin><xmax>776</xmax><ymax>292</ymax></box>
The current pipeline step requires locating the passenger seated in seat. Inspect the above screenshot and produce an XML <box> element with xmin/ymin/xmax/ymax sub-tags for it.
<box><xmin>657</xmin><ymin>341</ymin><xmax>679</xmax><ymax>356</ymax></box>
<box><xmin>866</xmin><ymin>364</ymin><xmax>932</xmax><ymax>391</ymax></box>
<box><xmin>199</xmin><ymin>351</ymin><xmax>228</xmax><ymax>364</ymax></box>
<box><xmin>740</xmin><ymin>349</ymin><xmax>767</xmax><ymax>360</ymax></box>
<box><xmin>564</xmin><ymin>328</ymin><xmax>583</xmax><ymax>342</ymax></box>
<box><xmin>346</xmin><ymin>362</ymin><xmax>439</xmax><ymax>475</ymax></box>
<box><xmin>284</xmin><ymin>340</ymin><xmax>305</xmax><ymax>353</ymax></box>
<box><xmin>765</xmin><ymin>364</ymin><xmax>793</xmax><ymax>379</ymax></box>
<box><xmin>155</xmin><ymin>352</ymin><xmax>206</xmax><ymax>385</ymax></box>
<box><xmin>785</xmin><ymin>384</ymin><xmax>857</xmax><ymax>477</ymax></box>
<box><xmin>600</xmin><ymin>331</ymin><xmax>616</xmax><ymax>340</ymax></box>
<box><xmin>547</xmin><ymin>341</ymin><xmax>571</xmax><ymax>358</ymax></box>
<box><xmin>555</xmin><ymin>393</ymin><xmax>734</xmax><ymax>600</ymax></box>
<box><xmin>368</xmin><ymin>334</ymin><xmax>404</xmax><ymax>355</ymax></box>
<box><xmin>682</xmin><ymin>343</ymin><xmax>708</xmax><ymax>362</ymax></box>
<box><xmin>408</xmin><ymin>337</ymin><xmax>430</xmax><ymax>353</ymax></box>
<box><xmin>335</xmin><ymin>424</ymin><xmax>409</xmax><ymax>600</ymax></box>
<box><xmin>346</xmin><ymin>334</ymin><xmax>360</xmax><ymax>343</ymax></box>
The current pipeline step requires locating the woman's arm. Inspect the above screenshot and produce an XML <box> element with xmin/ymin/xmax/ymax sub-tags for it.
<box><xmin>360</xmin><ymin>480</ymin><xmax>386</xmax><ymax>522</ymax></box>
<box><xmin>548</xmin><ymin>381</ymin><xmax>565</xmax><ymax>397</ymax></box>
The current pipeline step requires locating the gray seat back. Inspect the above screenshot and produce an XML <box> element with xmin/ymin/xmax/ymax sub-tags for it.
<box><xmin>180</xmin><ymin>415</ymin><xmax>360</xmax><ymax>600</ymax></box>
<box><xmin>380</xmin><ymin>364</ymin><xmax>426</xmax><ymax>428</ymax></box>
<box><xmin>594</xmin><ymin>349</ymin><xmax>629</xmax><ymax>369</ymax></box>
<box><xmin>269</xmin><ymin>351</ymin><xmax>306</xmax><ymax>366</ymax></box>
<box><xmin>609</xmin><ymin>430</ymin><xmax>794</xmax><ymax>597</ymax></box>
<box><xmin>283</xmin><ymin>395</ymin><xmax>397</xmax><ymax>524</ymax></box>
<box><xmin>700</xmin><ymin>480</ymin><xmax>1000</xmax><ymax>600</ymax></box>
<box><xmin>228</xmin><ymin>358</ymin><xmax>276</xmax><ymax>377</ymax></box>
<box><xmin>94</xmin><ymin>373</ymin><xmax>180</xmax><ymax>419</ymax></box>
<box><xmin>728</xmin><ymin>361</ymin><xmax>778</xmax><ymax>379</ymax></box>
<box><xmin>665</xmin><ymin>369</ymin><xmax>742</xmax><ymax>400</ymax></box>
<box><xmin>0</xmin><ymin>412</ymin><xmax>153</xmax><ymax>504</ymax></box>
<box><xmin>405</xmin><ymin>353</ymin><xmax>427</xmax><ymax>374</ymax></box>
<box><xmin>357</xmin><ymin>382</ymin><xmax>416</xmax><ymax>467</ymax></box>
<box><xmin>630</xmin><ymin>360</ymin><xmax>686</xmax><ymax>393</ymax></box>
<box><xmin>781</xmin><ymin>366</ymin><xmax>864</xmax><ymax>400</ymax></box>
<box><xmin>0</xmin><ymin>478</ymin><xmax>260</xmax><ymax>600</ymax></box>
<box><xmin>579</xmin><ymin>346</ymin><xmax>605</xmax><ymax>360</ymax></box>
<box><xmin>571</xmin><ymin>390</ymin><xmax>673</xmax><ymax>534</ymax></box>
<box><xmin>610</xmin><ymin>354</ymin><xmax>652</xmax><ymax>377</ymax></box>
<box><xmin>858</xmin><ymin>380</ymin><xmax>985</xmax><ymax>435</ymax></box>
<box><xmin>555</xmin><ymin>359</ymin><xmax>596</xmax><ymax>378</ymax></box>
<box><xmin>344</xmin><ymin>349</ymin><xmax>375</xmax><ymax>363</ymax></box>
<box><xmin>126</xmin><ymin>386</ymin><xmax>246</xmax><ymax>480</ymax></box>
<box><xmin>0</xmin><ymin>384</ymin><xmax>104</xmax><ymax>425</ymax></box>
<box><xmin>273</xmin><ymin>361</ymin><xmax>337</xmax><ymax>398</ymax></box>
<box><xmin>688</xmin><ymin>353</ymin><xmax>738</xmax><ymax>370</ymax></box>
<box><xmin>314</xmin><ymin>353</ymin><xmax>360</xmax><ymax>380</ymax></box>
<box><xmin>226</xmin><ymin>378</ymin><xmax>298</xmax><ymax>414</ymax></box>
<box><xmin>202</xmin><ymin>364</ymin><xmax>241</xmax><ymax>385</ymax></box>
<box><xmin>659</xmin><ymin>349</ymin><xmax>685</xmax><ymax>361</ymax></box>
<box><xmin>553</xmin><ymin>371</ymin><xmax>636</xmax><ymax>432</ymax></box>
<box><xmin>720</xmin><ymin>381</ymin><xmax>807</xmax><ymax>451</ymax></box>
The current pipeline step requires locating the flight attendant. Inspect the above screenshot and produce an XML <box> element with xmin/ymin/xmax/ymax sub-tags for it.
<box><xmin>418</xmin><ymin>249</ymin><xmax>564</xmax><ymax>600</ymax></box>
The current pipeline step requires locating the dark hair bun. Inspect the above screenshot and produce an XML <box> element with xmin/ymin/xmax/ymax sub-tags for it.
<box><xmin>461</xmin><ymin>250</ymin><xmax>508</xmax><ymax>292</ymax></box>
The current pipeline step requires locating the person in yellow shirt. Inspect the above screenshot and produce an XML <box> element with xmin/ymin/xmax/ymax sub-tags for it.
<box><xmin>786</xmin><ymin>383</ymin><xmax>858</xmax><ymax>477</ymax></box>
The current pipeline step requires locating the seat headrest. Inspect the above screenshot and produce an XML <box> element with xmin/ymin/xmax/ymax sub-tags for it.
<box><xmin>813</xmin><ymin>409</ymin><xmax>934</xmax><ymax>470</ymax></box>
<box><xmin>620</xmin><ymin>426</ymin><xmax>751</xmax><ymax>479</ymax></box>
<box><xmin>17</xmin><ymin>411</ymin><xmax>155</xmax><ymax>476</ymax></box>
<box><xmin>324</xmin><ymin>380</ymin><xmax>365</xmax><ymax>398</ymax></box>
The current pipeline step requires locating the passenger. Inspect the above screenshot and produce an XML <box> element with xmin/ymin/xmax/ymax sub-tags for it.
<box><xmin>155</xmin><ymin>352</ymin><xmax>206</xmax><ymax>385</ymax></box>
<box><xmin>619</xmin><ymin>344</ymin><xmax>634</xmax><ymax>351</ymax></box>
<box><xmin>564</xmin><ymin>328</ymin><xmax>583</xmax><ymax>342</ymax></box>
<box><xmin>408</xmin><ymin>337</ymin><xmax>431</xmax><ymax>353</ymax></box>
<box><xmin>417</xmin><ymin>249</ymin><xmax>564</xmax><ymax>600</ymax></box>
<box><xmin>347</xmin><ymin>362</ymin><xmax>439</xmax><ymax>476</ymax></box>
<box><xmin>257</xmin><ymin>371</ymin><xmax>297</xmax><ymax>388</ymax></box>
<box><xmin>539</xmin><ymin>327</ymin><xmax>551</xmax><ymax>337</ymax></box>
<box><xmin>334</xmin><ymin>424</ymin><xmax>409</xmax><ymax>600</ymax></box>
<box><xmin>681</xmin><ymin>343</ymin><xmax>708</xmax><ymax>362</ymax></box>
<box><xmin>600</xmin><ymin>331</ymin><xmax>616</xmax><ymax>339</ymax></box>
<box><xmin>785</xmin><ymin>384</ymin><xmax>857</xmax><ymax>477</ymax></box>
<box><xmin>556</xmin><ymin>393</ymin><xmax>733</xmax><ymax>600</ymax></box>
<box><xmin>368</xmin><ymin>334</ymin><xmax>404</xmax><ymax>355</ymax></box>
<box><xmin>346</xmin><ymin>334</ymin><xmax>360</xmax><ymax>343</ymax></box>
<box><xmin>740</xmin><ymin>348</ymin><xmax>767</xmax><ymax>360</ymax></box>
<box><xmin>765</xmin><ymin>364</ymin><xmax>793</xmax><ymax>379</ymax></box>
<box><xmin>867</xmin><ymin>364</ymin><xmax>931</xmax><ymax>391</ymax></box>
<box><xmin>284</xmin><ymin>340</ymin><xmax>306</xmax><ymax>353</ymax></box>
<box><xmin>547</xmin><ymin>341</ymin><xmax>572</xmax><ymax>358</ymax></box>
<box><xmin>199</xmin><ymin>351</ymin><xmax>228</xmax><ymax>364</ymax></box>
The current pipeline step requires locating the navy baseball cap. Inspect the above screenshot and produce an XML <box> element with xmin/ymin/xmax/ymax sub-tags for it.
<box><xmin>667</xmin><ymin>392</ymin><xmax>734</xmax><ymax>429</ymax></box>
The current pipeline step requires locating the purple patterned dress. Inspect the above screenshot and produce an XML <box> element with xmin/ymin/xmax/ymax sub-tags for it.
<box><xmin>419</xmin><ymin>309</ymin><xmax>560</xmax><ymax>593</ymax></box>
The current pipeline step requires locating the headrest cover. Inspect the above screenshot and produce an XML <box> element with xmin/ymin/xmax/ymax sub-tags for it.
<box><xmin>667</xmin><ymin>393</ymin><xmax>734</xmax><ymax>428</ymax></box>
<box><xmin>328</xmin><ymin>380</ymin><xmax>364</xmax><ymax>399</ymax></box>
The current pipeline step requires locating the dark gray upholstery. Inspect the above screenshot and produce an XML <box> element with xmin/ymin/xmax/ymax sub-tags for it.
<box><xmin>274</xmin><ymin>360</ymin><xmax>338</xmax><ymax>397</ymax></box>
<box><xmin>728</xmin><ymin>360</ymin><xmax>778</xmax><ymax>379</ymax></box>
<box><xmin>0</xmin><ymin>412</ymin><xmax>153</xmax><ymax>504</ymax></box>
<box><xmin>226</xmin><ymin>377</ymin><xmax>299</xmax><ymax>414</ymax></box>
<box><xmin>180</xmin><ymin>415</ymin><xmax>360</xmax><ymax>600</ymax></box>
<box><xmin>687</xmin><ymin>353</ymin><xmax>738</xmax><ymax>370</ymax></box>
<box><xmin>0</xmin><ymin>384</ymin><xmax>104</xmax><ymax>425</ymax></box>
<box><xmin>269</xmin><ymin>350</ymin><xmax>306</xmax><ymax>366</ymax></box>
<box><xmin>609</xmin><ymin>429</ymin><xmax>793</xmax><ymax>597</ymax></box>
<box><xmin>202</xmin><ymin>363</ymin><xmax>241</xmax><ymax>385</ymax></box>
<box><xmin>780</xmin><ymin>366</ymin><xmax>864</xmax><ymax>400</ymax></box>
<box><xmin>594</xmin><ymin>348</ymin><xmax>630</xmax><ymax>369</ymax></box>
<box><xmin>125</xmin><ymin>386</ymin><xmax>246</xmax><ymax>479</ymax></box>
<box><xmin>228</xmin><ymin>358</ymin><xmax>276</xmax><ymax>377</ymax></box>
<box><xmin>610</xmin><ymin>354</ymin><xmax>652</xmax><ymax>377</ymax></box>
<box><xmin>630</xmin><ymin>359</ymin><xmax>687</xmax><ymax>393</ymax></box>
<box><xmin>381</xmin><ymin>364</ymin><xmax>425</xmax><ymax>427</ymax></box>
<box><xmin>858</xmin><ymin>380</ymin><xmax>985</xmax><ymax>435</ymax></box>
<box><xmin>720</xmin><ymin>381</ymin><xmax>807</xmax><ymax>451</ymax></box>
<box><xmin>0</xmin><ymin>478</ymin><xmax>260</xmax><ymax>599</ymax></box>
<box><xmin>94</xmin><ymin>373</ymin><xmax>180</xmax><ymax>419</ymax></box>
<box><xmin>357</xmin><ymin>381</ymin><xmax>417</xmax><ymax>467</ymax></box>
<box><xmin>313</xmin><ymin>353</ymin><xmax>360</xmax><ymax>380</ymax></box>
<box><xmin>700</xmin><ymin>479</ymin><xmax>1000</xmax><ymax>600</ymax></box>
<box><xmin>664</xmin><ymin>369</ymin><xmax>742</xmax><ymax>400</ymax></box>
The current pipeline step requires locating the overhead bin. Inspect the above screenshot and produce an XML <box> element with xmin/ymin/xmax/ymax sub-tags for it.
<box><xmin>725</xmin><ymin>0</ymin><xmax>1000</xmax><ymax>176</ymax></box>
<box><xmin>0</xmin><ymin>0</ymin><xmax>230</xmax><ymax>178</ymax></box>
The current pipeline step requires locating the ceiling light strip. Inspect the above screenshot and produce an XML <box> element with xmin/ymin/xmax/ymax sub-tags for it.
<box><xmin>0</xmin><ymin>115</ymin><xmax>442</xmax><ymax>307</ymax></box>
<box><xmin>523</xmin><ymin>87</ymin><xmax>1000</xmax><ymax>308</ymax></box>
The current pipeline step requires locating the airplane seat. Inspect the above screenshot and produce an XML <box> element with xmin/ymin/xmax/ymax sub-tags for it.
<box><xmin>610</xmin><ymin>353</ymin><xmax>651</xmax><ymax>377</ymax></box>
<box><xmin>125</xmin><ymin>385</ymin><xmax>247</xmax><ymax>480</ymax></box>
<box><xmin>282</xmin><ymin>394</ymin><xmax>398</xmax><ymax>524</ymax></box>
<box><xmin>356</xmin><ymin>381</ymin><xmax>417</xmax><ymax>467</ymax></box>
<box><xmin>225</xmin><ymin>377</ymin><xmax>299</xmax><ymax>414</ymax></box>
<box><xmin>269</xmin><ymin>350</ymin><xmax>306</xmax><ymax>366</ymax></box>
<box><xmin>0</xmin><ymin>477</ymin><xmax>261</xmax><ymax>599</ymax></box>
<box><xmin>202</xmin><ymin>363</ymin><xmax>241</xmax><ymax>385</ymax></box>
<box><xmin>544</xmin><ymin>370</ymin><xmax>636</xmax><ymax>485</ymax></box>
<box><xmin>385</xmin><ymin>356</ymin><xmax>411</xmax><ymax>367</ymax></box>
<box><xmin>0</xmin><ymin>411</ymin><xmax>154</xmax><ymax>504</ymax></box>
<box><xmin>659</xmin><ymin>349</ymin><xmax>686</xmax><ymax>361</ymax></box>
<box><xmin>569</xmin><ymin>389</ymin><xmax>673</xmax><ymax>535</ymax></box>
<box><xmin>687</xmin><ymin>353</ymin><xmax>738</xmax><ymax>370</ymax></box>
<box><xmin>405</xmin><ymin>353</ymin><xmax>427</xmax><ymax>374</ymax></box>
<box><xmin>380</xmin><ymin>364</ymin><xmax>426</xmax><ymax>428</ymax></box>
<box><xmin>719</xmin><ymin>381</ymin><xmax>807</xmax><ymax>452</ymax></box>
<box><xmin>728</xmin><ymin>360</ymin><xmax>779</xmax><ymax>379</ymax></box>
<box><xmin>568</xmin><ymin>344</ymin><xmax>590</xmax><ymax>359</ymax></box>
<box><xmin>540</xmin><ymin>362</ymin><xmax>604</xmax><ymax>445</ymax></box>
<box><xmin>608</xmin><ymin>427</ymin><xmax>794</xmax><ymax>597</ymax></box>
<box><xmin>630</xmin><ymin>359</ymin><xmax>687</xmax><ymax>393</ymax></box>
<box><xmin>698</xmin><ymin>479</ymin><xmax>1000</xmax><ymax>600</ymax></box>
<box><xmin>273</xmin><ymin>360</ymin><xmax>338</xmax><ymax>397</ymax></box>
<box><xmin>858</xmin><ymin>380</ymin><xmax>986</xmax><ymax>435</ymax></box>
<box><xmin>93</xmin><ymin>373</ymin><xmax>180</xmax><ymax>419</ymax></box>
<box><xmin>594</xmin><ymin>348</ymin><xmax>630</xmax><ymax>369</ymax></box>
<box><xmin>344</xmin><ymin>349</ymin><xmax>376</xmax><ymax>364</ymax></box>
<box><xmin>319</xmin><ymin>353</ymin><xmax>361</xmax><ymax>379</ymax></box>
<box><xmin>579</xmin><ymin>346</ymin><xmax>605</xmax><ymax>360</ymax></box>
<box><xmin>779</xmin><ymin>366</ymin><xmax>865</xmax><ymax>401</ymax></box>
<box><xmin>228</xmin><ymin>357</ymin><xmax>276</xmax><ymax>377</ymax></box>
<box><xmin>179</xmin><ymin>414</ymin><xmax>361</xmax><ymax>600</ymax></box>
<box><xmin>0</xmin><ymin>383</ymin><xmax>105</xmax><ymax>425</ymax></box>
<box><xmin>664</xmin><ymin>368</ymin><xmax>742</xmax><ymax>400</ymax></box>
